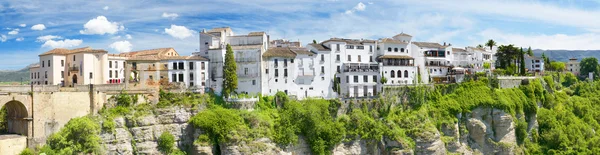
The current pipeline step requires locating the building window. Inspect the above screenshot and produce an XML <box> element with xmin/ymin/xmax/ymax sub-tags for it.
<box><xmin>115</xmin><ymin>61</ymin><xmax>118</xmax><ymax>68</ymax></box>
<box><xmin>321</xmin><ymin>66</ymin><xmax>325</xmax><ymax>74</ymax></box>
<box><xmin>390</xmin><ymin>70</ymin><xmax>395</xmax><ymax>78</ymax></box>
<box><xmin>244</xmin><ymin>68</ymin><xmax>248</xmax><ymax>75</ymax></box>
<box><xmin>190</xmin><ymin>73</ymin><xmax>194</xmax><ymax>80</ymax></box>
<box><xmin>321</xmin><ymin>55</ymin><xmax>325</xmax><ymax>62</ymax></box>
<box><xmin>178</xmin><ymin>62</ymin><xmax>184</xmax><ymax>70</ymax></box>
<box><xmin>284</xmin><ymin>69</ymin><xmax>288</xmax><ymax>77</ymax></box>
<box><xmin>173</xmin><ymin>62</ymin><xmax>177</xmax><ymax>70</ymax></box>
<box><xmin>284</xmin><ymin>59</ymin><xmax>288</xmax><ymax>67</ymax></box>
<box><xmin>73</xmin><ymin>55</ymin><xmax>76</xmax><ymax>61</ymax></box>
<box><xmin>274</xmin><ymin>59</ymin><xmax>278</xmax><ymax>67</ymax></box>
<box><xmin>42</xmin><ymin>61</ymin><xmax>44</xmax><ymax>67</ymax></box>
<box><xmin>394</xmin><ymin>48</ymin><xmax>398</xmax><ymax>52</ymax></box>
<box><xmin>336</xmin><ymin>44</ymin><xmax>340</xmax><ymax>51</ymax></box>
<box><xmin>149</xmin><ymin>75</ymin><xmax>153</xmax><ymax>80</ymax></box>
<box><xmin>109</xmin><ymin>71</ymin><xmax>112</xmax><ymax>78</ymax></box>
<box><xmin>172</xmin><ymin>74</ymin><xmax>176</xmax><ymax>82</ymax></box>
<box><xmin>363</xmin><ymin>75</ymin><xmax>368</xmax><ymax>82</ymax></box>
<box><xmin>115</xmin><ymin>70</ymin><xmax>118</xmax><ymax>78</ymax></box>
<box><xmin>354</xmin><ymin>76</ymin><xmax>358</xmax><ymax>83</ymax></box>
<box><xmin>373</xmin><ymin>75</ymin><xmax>377</xmax><ymax>82</ymax></box>
<box><xmin>336</xmin><ymin>55</ymin><xmax>340</xmax><ymax>61</ymax></box>
<box><xmin>178</xmin><ymin>73</ymin><xmax>184</xmax><ymax>82</ymax></box>
<box><xmin>275</xmin><ymin>69</ymin><xmax>279</xmax><ymax>77</ymax></box>
<box><xmin>397</xmin><ymin>70</ymin><xmax>401</xmax><ymax>78</ymax></box>
<box><xmin>202</xmin><ymin>82</ymin><xmax>205</xmax><ymax>86</ymax></box>
<box><xmin>61</xmin><ymin>60</ymin><xmax>64</xmax><ymax>67</ymax></box>
<box><xmin>401</xmin><ymin>48</ymin><xmax>405</xmax><ymax>52</ymax></box>
<box><xmin>61</xmin><ymin>71</ymin><xmax>64</xmax><ymax>78</ymax></box>
<box><xmin>388</xmin><ymin>47</ymin><xmax>392</xmax><ymax>52</ymax></box>
<box><xmin>347</xmin><ymin>55</ymin><xmax>351</xmax><ymax>61</ymax></box>
<box><xmin>404</xmin><ymin>70</ymin><xmax>408</xmax><ymax>78</ymax></box>
<box><xmin>369</xmin><ymin>46</ymin><xmax>373</xmax><ymax>52</ymax></box>
<box><xmin>190</xmin><ymin>82</ymin><xmax>194</xmax><ymax>86</ymax></box>
<box><xmin>357</xmin><ymin>46</ymin><xmax>364</xmax><ymax>49</ymax></box>
<box><xmin>369</xmin><ymin>56</ymin><xmax>373</xmax><ymax>62</ymax></box>
<box><xmin>201</xmin><ymin>62</ymin><xmax>205</xmax><ymax>70</ymax></box>
<box><xmin>346</xmin><ymin>45</ymin><xmax>354</xmax><ymax>49</ymax></box>
<box><xmin>252</xmin><ymin>80</ymin><xmax>256</xmax><ymax>85</ymax></box>
<box><xmin>346</xmin><ymin>76</ymin><xmax>349</xmax><ymax>83</ymax></box>
<box><xmin>109</xmin><ymin>61</ymin><xmax>112</xmax><ymax>68</ymax></box>
<box><xmin>358</xmin><ymin>55</ymin><xmax>362</xmax><ymax>62</ymax></box>
<box><xmin>337</xmin><ymin>66</ymin><xmax>340</xmax><ymax>73</ymax></box>
<box><xmin>266</xmin><ymin>69</ymin><xmax>269</xmax><ymax>74</ymax></box>
<box><xmin>189</xmin><ymin>62</ymin><xmax>194</xmax><ymax>70</ymax></box>
<box><xmin>89</xmin><ymin>72</ymin><xmax>93</xmax><ymax>79</ymax></box>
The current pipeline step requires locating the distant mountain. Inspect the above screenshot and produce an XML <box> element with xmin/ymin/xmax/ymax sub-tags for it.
<box><xmin>533</xmin><ymin>50</ymin><xmax>600</xmax><ymax>62</ymax></box>
<box><xmin>0</xmin><ymin>64</ymin><xmax>33</xmax><ymax>83</ymax></box>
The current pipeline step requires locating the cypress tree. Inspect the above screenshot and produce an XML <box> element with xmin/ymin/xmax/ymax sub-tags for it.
<box><xmin>223</xmin><ymin>44</ymin><xmax>238</xmax><ymax>97</ymax></box>
<box><xmin>520</xmin><ymin>47</ymin><xmax>526</xmax><ymax>75</ymax></box>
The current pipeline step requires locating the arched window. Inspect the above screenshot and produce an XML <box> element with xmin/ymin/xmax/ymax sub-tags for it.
<box><xmin>397</xmin><ymin>70</ymin><xmax>401</xmax><ymax>78</ymax></box>
<box><xmin>390</xmin><ymin>70</ymin><xmax>395</xmax><ymax>78</ymax></box>
<box><xmin>388</xmin><ymin>47</ymin><xmax>392</xmax><ymax>52</ymax></box>
<box><xmin>404</xmin><ymin>70</ymin><xmax>408</xmax><ymax>78</ymax></box>
<box><xmin>394</xmin><ymin>48</ymin><xmax>398</xmax><ymax>52</ymax></box>
<box><xmin>401</xmin><ymin>48</ymin><xmax>405</xmax><ymax>52</ymax></box>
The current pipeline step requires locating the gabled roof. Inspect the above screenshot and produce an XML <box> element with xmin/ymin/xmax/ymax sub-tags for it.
<box><xmin>380</xmin><ymin>38</ymin><xmax>408</xmax><ymax>44</ymax></box>
<box><xmin>452</xmin><ymin>48</ymin><xmax>467</xmax><ymax>53</ymax></box>
<box><xmin>263</xmin><ymin>47</ymin><xmax>315</xmax><ymax>58</ymax></box>
<box><xmin>412</xmin><ymin>42</ymin><xmax>447</xmax><ymax>48</ymax></box>
<box><xmin>248</xmin><ymin>32</ymin><xmax>266</xmax><ymax>36</ymax></box>
<box><xmin>39</xmin><ymin>47</ymin><xmax>107</xmax><ymax>56</ymax></box>
<box><xmin>207</xmin><ymin>27</ymin><xmax>232</xmax><ymax>33</ymax></box>
<box><xmin>525</xmin><ymin>54</ymin><xmax>542</xmax><ymax>60</ymax></box>
<box><xmin>290</xmin><ymin>47</ymin><xmax>315</xmax><ymax>56</ymax></box>
<box><xmin>322</xmin><ymin>38</ymin><xmax>376</xmax><ymax>45</ymax></box>
<box><xmin>307</xmin><ymin>43</ymin><xmax>331</xmax><ymax>51</ymax></box>
<box><xmin>121</xmin><ymin>48</ymin><xmax>176</xmax><ymax>57</ymax></box>
<box><xmin>393</xmin><ymin>33</ymin><xmax>412</xmax><ymax>38</ymax></box>
<box><xmin>162</xmin><ymin>55</ymin><xmax>209</xmax><ymax>61</ymax></box>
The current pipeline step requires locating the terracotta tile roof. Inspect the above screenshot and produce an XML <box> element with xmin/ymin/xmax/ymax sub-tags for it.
<box><xmin>162</xmin><ymin>55</ymin><xmax>209</xmax><ymax>61</ymax></box>
<box><xmin>29</xmin><ymin>63</ymin><xmax>40</xmax><ymax>68</ymax></box>
<box><xmin>121</xmin><ymin>48</ymin><xmax>176</xmax><ymax>57</ymax></box>
<box><xmin>290</xmin><ymin>47</ymin><xmax>315</xmax><ymax>56</ymax></box>
<box><xmin>207</xmin><ymin>27</ymin><xmax>231</xmax><ymax>33</ymax></box>
<box><xmin>127</xmin><ymin>55</ymin><xmax>161</xmax><ymax>61</ymax></box>
<box><xmin>248</xmin><ymin>32</ymin><xmax>266</xmax><ymax>36</ymax></box>
<box><xmin>322</xmin><ymin>38</ymin><xmax>376</xmax><ymax>45</ymax></box>
<box><xmin>393</xmin><ymin>33</ymin><xmax>412</xmax><ymax>38</ymax></box>
<box><xmin>39</xmin><ymin>47</ymin><xmax>106</xmax><ymax>56</ymax></box>
<box><xmin>263</xmin><ymin>47</ymin><xmax>297</xmax><ymax>58</ymax></box>
<box><xmin>307</xmin><ymin>43</ymin><xmax>331</xmax><ymax>51</ymax></box>
<box><xmin>412</xmin><ymin>42</ymin><xmax>447</xmax><ymax>48</ymax></box>
<box><xmin>230</xmin><ymin>45</ymin><xmax>263</xmax><ymax>50</ymax></box>
<box><xmin>378</xmin><ymin>55</ymin><xmax>414</xmax><ymax>59</ymax></box>
<box><xmin>380</xmin><ymin>38</ymin><xmax>408</xmax><ymax>44</ymax></box>
<box><xmin>452</xmin><ymin>48</ymin><xmax>467</xmax><ymax>53</ymax></box>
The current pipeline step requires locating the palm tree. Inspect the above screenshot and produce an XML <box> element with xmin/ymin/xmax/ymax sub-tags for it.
<box><xmin>485</xmin><ymin>39</ymin><xmax>497</xmax><ymax>51</ymax></box>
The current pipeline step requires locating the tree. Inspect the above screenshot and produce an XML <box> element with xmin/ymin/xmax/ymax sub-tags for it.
<box><xmin>549</xmin><ymin>61</ymin><xmax>566</xmax><ymax>72</ymax></box>
<box><xmin>313</xmin><ymin>40</ymin><xmax>317</xmax><ymax>44</ymax></box>
<box><xmin>483</xmin><ymin>62</ymin><xmax>491</xmax><ymax>69</ymax></box>
<box><xmin>527</xmin><ymin>47</ymin><xmax>534</xmax><ymax>56</ymax></box>
<box><xmin>580</xmin><ymin>57</ymin><xmax>599</xmax><ymax>79</ymax></box>
<box><xmin>485</xmin><ymin>39</ymin><xmax>497</xmax><ymax>51</ymax></box>
<box><xmin>477</xmin><ymin>44</ymin><xmax>484</xmax><ymax>48</ymax></box>
<box><xmin>562</xmin><ymin>72</ymin><xmax>578</xmax><ymax>87</ymax></box>
<box><xmin>223</xmin><ymin>44</ymin><xmax>238</xmax><ymax>96</ymax></box>
<box><xmin>519</xmin><ymin>47</ymin><xmax>526</xmax><ymax>75</ymax></box>
<box><xmin>495</xmin><ymin>44</ymin><xmax>520</xmax><ymax>70</ymax></box>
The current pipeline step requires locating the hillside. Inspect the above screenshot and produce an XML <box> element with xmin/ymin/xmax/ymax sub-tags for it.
<box><xmin>533</xmin><ymin>49</ymin><xmax>600</xmax><ymax>62</ymax></box>
<box><xmin>0</xmin><ymin>65</ymin><xmax>31</xmax><ymax>83</ymax></box>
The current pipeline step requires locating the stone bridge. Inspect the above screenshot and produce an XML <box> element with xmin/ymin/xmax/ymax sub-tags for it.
<box><xmin>0</xmin><ymin>84</ymin><xmax>158</xmax><ymax>153</ymax></box>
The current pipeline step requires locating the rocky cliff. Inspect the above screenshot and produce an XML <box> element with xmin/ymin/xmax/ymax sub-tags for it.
<box><xmin>99</xmin><ymin>106</ymin><xmax>527</xmax><ymax>155</ymax></box>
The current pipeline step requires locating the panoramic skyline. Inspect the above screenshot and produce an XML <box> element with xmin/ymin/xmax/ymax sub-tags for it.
<box><xmin>1</xmin><ymin>0</ymin><xmax>600</xmax><ymax>70</ymax></box>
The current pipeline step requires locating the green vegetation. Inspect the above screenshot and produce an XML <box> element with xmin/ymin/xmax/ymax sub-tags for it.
<box><xmin>40</xmin><ymin>116</ymin><xmax>101</xmax><ymax>155</ymax></box>
<box><xmin>0</xmin><ymin>106</ymin><xmax>7</xmax><ymax>134</ymax></box>
<box><xmin>158</xmin><ymin>132</ymin><xmax>176</xmax><ymax>154</ymax></box>
<box><xmin>580</xmin><ymin>57</ymin><xmax>599</xmax><ymax>79</ymax></box>
<box><xmin>19</xmin><ymin>148</ymin><xmax>34</xmax><ymax>155</ymax></box>
<box><xmin>485</xmin><ymin>39</ymin><xmax>496</xmax><ymax>51</ymax></box>
<box><xmin>223</xmin><ymin>44</ymin><xmax>238</xmax><ymax>96</ymax></box>
<box><xmin>519</xmin><ymin>47</ymin><xmax>526</xmax><ymax>75</ymax></box>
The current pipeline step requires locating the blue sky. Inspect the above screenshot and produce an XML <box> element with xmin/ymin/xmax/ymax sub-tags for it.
<box><xmin>1</xmin><ymin>0</ymin><xmax>600</xmax><ymax>70</ymax></box>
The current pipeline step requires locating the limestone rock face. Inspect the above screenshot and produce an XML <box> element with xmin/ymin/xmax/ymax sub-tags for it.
<box><xmin>465</xmin><ymin>108</ymin><xmax>517</xmax><ymax>155</ymax></box>
<box><xmin>220</xmin><ymin>138</ymin><xmax>290</xmax><ymax>155</ymax></box>
<box><xmin>414</xmin><ymin>129</ymin><xmax>446</xmax><ymax>155</ymax></box>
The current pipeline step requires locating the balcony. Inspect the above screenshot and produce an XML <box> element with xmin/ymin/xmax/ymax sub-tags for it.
<box><xmin>424</xmin><ymin>50</ymin><xmax>446</xmax><ymax>58</ymax></box>
<box><xmin>383</xmin><ymin>60</ymin><xmax>414</xmax><ymax>66</ymax></box>
<box><xmin>148</xmin><ymin>65</ymin><xmax>167</xmax><ymax>71</ymax></box>
<box><xmin>342</xmin><ymin>63</ymin><xmax>379</xmax><ymax>73</ymax></box>
<box><xmin>297</xmin><ymin>69</ymin><xmax>315</xmax><ymax>77</ymax></box>
<box><xmin>69</xmin><ymin>66</ymin><xmax>79</xmax><ymax>72</ymax></box>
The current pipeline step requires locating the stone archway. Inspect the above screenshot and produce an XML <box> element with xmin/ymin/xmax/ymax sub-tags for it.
<box><xmin>1</xmin><ymin>101</ymin><xmax>29</xmax><ymax>136</ymax></box>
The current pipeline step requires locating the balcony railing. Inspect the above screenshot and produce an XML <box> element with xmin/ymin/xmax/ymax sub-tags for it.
<box><xmin>69</xmin><ymin>67</ymin><xmax>79</xmax><ymax>72</ymax></box>
<box><xmin>342</xmin><ymin>63</ymin><xmax>379</xmax><ymax>73</ymax></box>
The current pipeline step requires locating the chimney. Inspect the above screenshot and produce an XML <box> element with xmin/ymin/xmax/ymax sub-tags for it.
<box><xmin>443</xmin><ymin>42</ymin><xmax>446</xmax><ymax>46</ymax></box>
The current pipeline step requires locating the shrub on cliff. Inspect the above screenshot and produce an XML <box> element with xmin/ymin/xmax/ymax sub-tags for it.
<box><xmin>41</xmin><ymin>116</ymin><xmax>101</xmax><ymax>154</ymax></box>
<box><xmin>158</xmin><ymin>131</ymin><xmax>176</xmax><ymax>154</ymax></box>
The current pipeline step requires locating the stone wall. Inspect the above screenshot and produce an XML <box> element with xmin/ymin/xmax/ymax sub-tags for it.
<box><xmin>0</xmin><ymin>135</ymin><xmax>27</xmax><ymax>155</ymax></box>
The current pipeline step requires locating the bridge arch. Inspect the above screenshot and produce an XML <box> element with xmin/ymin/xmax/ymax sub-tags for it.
<box><xmin>0</xmin><ymin>100</ymin><xmax>29</xmax><ymax>136</ymax></box>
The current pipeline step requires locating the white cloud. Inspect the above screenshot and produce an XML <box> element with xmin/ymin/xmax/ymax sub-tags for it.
<box><xmin>162</xmin><ymin>12</ymin><xmax>179</xmax><ymax>19</ymax></box>
<box><xmin>164</xmin><ymin>25</ymin><xmax>195</xmax><ymax>39</ymax></box>
<box><xmin>31</xmin><ymin>24</ymin><xmax>46</xmax><ymax>31</ymax></box>
<box><xmin>103</xmin><ymin>6</ymin><xmax>109</xmax><ymax>10</ymax></box>
<box><xmin>19</xmin><ymin>24</ymin><xmax>26</xmax><ymax>27</ymax></box>
<box><xmin>80</xmin><ymin>16</ymin><xmax>124</xmax><ymax>35</ymax></box>
<box><xmin>8</xmin><ymin>29</ymin><xmax>19</xmax><ymax>35</ymax></box>
<box><xmin>36</xmin><ymin>35</ymin><xmax>62</xmax><ymax>42</ymax></box>
<box><xmin>345</xmin><ymin>2</ymin><xmax>366</xmax><ymax>14</ymax></box>
<box><xmin>15</xmin><ymin>37</ymin><xmax>24</xmax><ymax>41</ymax></box>
<box><xmin>109</xmin><ymin>40</ymin><xmax>133</xmax><ymax>52</ymax></box>
<box><xmin>0</xmin><ymin>35</ymin><xmax>6</xmax><ymax>42</ymax></box>
<box><xmin>125</xmin><ymin>34</ymin><xmax>132</xmax><ymax>39</ymax></box>
<box><xmin>111</xmin><ymin>36</ymin><xmax>121</xmax><ymax>40</ymax></box>
<box><xmin>479</xmin><ymin>28</ymin><xmax>600</xmax><ymax>50</ymax></box>
<box><xmin>42</xmin><ymin>39</ymin><xmax>83</xmax><ymax>48</ymax></box>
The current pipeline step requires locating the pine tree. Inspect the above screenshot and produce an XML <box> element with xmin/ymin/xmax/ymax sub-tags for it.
<box><xmin>223</xmin><ymin>44</ymin><xmax>238</xmax><ymax>97</ymax></box>
<box><xmin>520</xmin><ymin>47</ymin><xmax>526</xmax><ymax>75</ymax></box>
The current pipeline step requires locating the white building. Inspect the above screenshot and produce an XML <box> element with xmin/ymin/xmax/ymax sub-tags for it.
<box><xmin>378</xmin><ymin>33</ymin><xmax>418</xmax><ymax>86</ymax></box>
<box><xmin>525</xmin><ymin>55</ymin><xmax>544</xmax><ymax>74</ymax></box>
<box><xmin>33</xmin><ymin>47</ymin><xmax>108</xmax><ymax>86</ymax></box>
<box><xmin>107</xmin><ymin>55</ymin><xmax>127</xmax><ymax>84</ymax></box>
<box><xmin>567</xmin><ymin>58</ymin><xmax>580</xmax><ymax>76</ymax></box>
<box><xmin>166</xmin><ymin>56</ymin><xmax>209</xmax><ymax>92</ymax></box>
<box><xmin>411</xmin><ymin>42</ymin><xmax>454</xmax><ymax>84</ymax></box>
<box><xmin>197</xmin><ymin>27</ymin><xmax>268</xmax><ymax>95</ymax></box>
